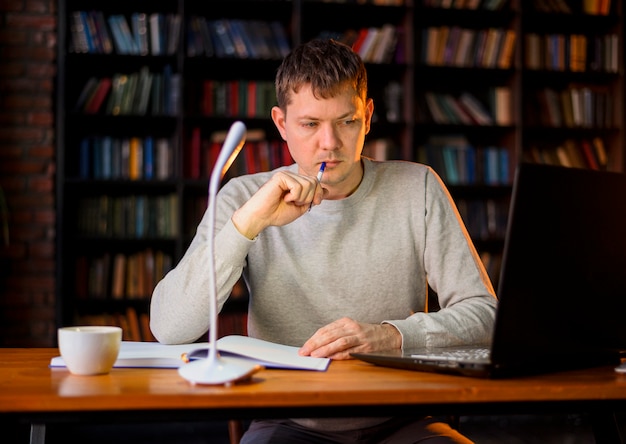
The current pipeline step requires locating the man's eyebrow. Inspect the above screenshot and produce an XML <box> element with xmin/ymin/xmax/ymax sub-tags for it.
<box><xmin>297</xmin><ymin>111</ymin><xmax>356</xmax><ymax>121</ymax></box>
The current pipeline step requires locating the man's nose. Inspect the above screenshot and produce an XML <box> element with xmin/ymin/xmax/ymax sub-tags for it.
<box><xmin>319</xmin><ymin>124</ymin><xmax>340</xmax><ymax>150</ymax></box>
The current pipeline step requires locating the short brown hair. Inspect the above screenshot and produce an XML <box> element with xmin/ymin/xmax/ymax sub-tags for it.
<box><xmin>275</xmin><ymin>39</ymin><xmax>368</xmax><ymax>109</ymax></box>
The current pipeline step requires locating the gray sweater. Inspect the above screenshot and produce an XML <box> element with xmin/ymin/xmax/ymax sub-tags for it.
<box><xmin>151</xmin><ymin>158</ymin><xmax>496</xmax><ymax>345</ymax></box>
<box><xmin>150</xmin><ymin>158</ymin><xmax>497</xmax><ymax>431</ymax></box>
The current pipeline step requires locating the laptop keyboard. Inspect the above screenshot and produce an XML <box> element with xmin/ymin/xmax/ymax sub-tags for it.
<box><xmin>410</xmin><ymin>347</ymin><xmax>491</xmax><ymax>362</ymax></box>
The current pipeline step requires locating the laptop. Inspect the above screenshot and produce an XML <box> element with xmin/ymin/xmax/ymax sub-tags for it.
<box><xmin>352</xmin><ymin>163</ymin><xmax>626</xmax><ymax>378</ymax></box>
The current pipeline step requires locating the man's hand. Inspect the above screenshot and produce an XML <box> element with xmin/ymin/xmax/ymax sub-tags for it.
<box><xmin>298</xmin><ymin>317</ymin><xmax>402</xmax><ymax>360</ymax></box>
<box><xmin>232</xmin><ymin>170</ymin><xmax>326</xmax><ymax>239</ymax></box>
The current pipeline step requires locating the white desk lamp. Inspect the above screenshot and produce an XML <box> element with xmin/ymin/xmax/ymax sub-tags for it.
<box><xmin>178</xmin><ymin>121</ymin><xmax>262</xmax><ymax>385</ymax></box>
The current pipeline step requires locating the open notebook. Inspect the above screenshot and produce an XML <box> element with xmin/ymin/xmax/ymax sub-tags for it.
<box><xmin>352</xmin><ymin>163</ymin><xmax>626</xmax><ymax>378</ymax></box>
<box><xmin>51</xmin><ymin>335</ymin><xmax>330</xmax><ymax>371</ymax></box>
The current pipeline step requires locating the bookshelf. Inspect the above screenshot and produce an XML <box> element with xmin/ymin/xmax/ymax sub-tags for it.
<box><xmin>56</xmin><ymin>0</ymin><xmax>624</xmax><ymax>338</ymax></box>
<box><xmin>520</xmin><ymin>0</ymin><xmax>623</xmax><ymax>172</ymax></box>
<box><xmin>412</xmin><ymin>0</ymin><xmax>624</xmax><ymax>289</ymax></box>
<box><xmin>414</xmin><ymin>0</ymin><xmax>520</xmax><ymax>288</ymax></box>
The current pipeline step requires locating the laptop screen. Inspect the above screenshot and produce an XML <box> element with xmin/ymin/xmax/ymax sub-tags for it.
<box><xmin>491</xmin><ymin>163</ymin><xmax>626</xmax><ymax>371</ymax></box>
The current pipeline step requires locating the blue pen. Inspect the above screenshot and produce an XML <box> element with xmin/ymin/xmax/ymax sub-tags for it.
<box><xmin>316</xmin><ymin>162</ymin><xmax>326</xmax><ymax>182</ymax></box>
<box><xmin>309</xmin><ymin>162</ymin><xmax>326</xmax><ymax>211</ymax></box>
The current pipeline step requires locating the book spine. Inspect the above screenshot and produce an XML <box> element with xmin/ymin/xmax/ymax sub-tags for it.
<box><xmin>144</xmin><ymin>136</ymin><xmax>154</xmax><ymax>180</ymax></box>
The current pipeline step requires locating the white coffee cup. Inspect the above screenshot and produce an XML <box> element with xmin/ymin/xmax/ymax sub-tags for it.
<box><xmin>58</xmin><ymin>326</ymin><xmax>122</xmax><ymax>376</ymax></box>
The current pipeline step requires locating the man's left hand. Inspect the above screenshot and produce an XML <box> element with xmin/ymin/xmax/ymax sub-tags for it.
<box><xmin>298</xmin><ymin>317</ymin><xmax>402</xmax><ymax>360</ymax></box>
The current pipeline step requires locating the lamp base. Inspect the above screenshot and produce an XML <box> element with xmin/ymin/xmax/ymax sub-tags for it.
<box><xmin>178</xmin><ymin>356</ymin><xmax>263</xmax><ymax>386</ymax></box>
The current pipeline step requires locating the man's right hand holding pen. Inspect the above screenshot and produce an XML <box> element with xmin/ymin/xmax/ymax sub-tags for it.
<box><xmin>231</xmin><ymin>165</ymin><xmax>327</xmax><ymax>240</ymax></box>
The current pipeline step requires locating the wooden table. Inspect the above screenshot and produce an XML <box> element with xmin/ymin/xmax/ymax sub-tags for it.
<box><xmin>1</xmin><ymin>348</ymin><xmax>625</xmax><ymax>443</ymax></box>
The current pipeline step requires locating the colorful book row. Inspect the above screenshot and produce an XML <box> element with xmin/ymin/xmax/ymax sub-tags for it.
<box><xmin>532</xmin><ymin>0</ymin><xmax>612</xmax><ymax>14</ymax></box>
<box><xmin>77</xmin><ymin>194</ymin><xmax>179</xmax><ymax>239</ymax></box>
<box><xmin>421</xmin><ymin>26</ymin><xmax>516</xmax><ymax>69</ymax></box>
<box><xmin>525</xmin><ymin>86</ymin><xmax>614</xmax><ymax>129</ymax></box>
<box><xmin>75</xmin><ymin>249</ymin><xmax>173</xmax><ymax>302</ymax></box>
<box><xmin>582</xmin><ymin>0</ymin><xmax>612</xmax><ymax>15</ymax></box>
<box><xmin>186</xmin><ymin>17</ymin><xmax>290</xmax><ymax>59</ymax></box>
<box><xmin>423</xmin><ymin>0</ymin><xmax>508</xmax><ymax>10</ymax></box>
<box><xmin>200</xmin><ymin>79</ymin><xmax>276</xmax><ymax>118</ymax></box>
<box><xmin>79</xmin><ymin>136</ymin><xmax>175</xmax><ymax>181</ymax></box>
<box><xmin>74</xmin><ymin>65</ymin><xmax>180</xmax><ymax>116</ymax></box>
<box><xmin>318</xmin><ymin>24</ymin><xmax>401</xmax><ymax>64</ymax></box>
<box><xmin>419</xmin><ymin>88</ymin><xmax>511</xmax><ymax>127</ymax></box>
<box><xmin>418</xmin><ymin>135</ymin><xmax>511</xmax><ymax>186</ymax></box>
<box><xmin>524</xmin><ymin>33</ymin><xmax>619</xmax><ymax>73</ymax></box>
<box><xmin>69</xmin><ymin>10</ymin><xmax>181</xmax><ymax>56</ymax></box>
<box><xmin>186</xmin><ymin>127</ymin><xmax>293</xmax><ymax>180</ymax></box>
<box><xmin>524</xmin><ymin>137</ymin><xmax>608</xmax><ymax>171</ymax></box>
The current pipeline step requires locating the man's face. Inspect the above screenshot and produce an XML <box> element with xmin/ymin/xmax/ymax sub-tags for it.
<box><xmin>271</xmin><ymin>83</ymin><xmax>374</xmax><ymax>200</ymax></box>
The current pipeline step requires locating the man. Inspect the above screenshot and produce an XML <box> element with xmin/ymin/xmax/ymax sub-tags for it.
<box><xmin>151</xmin><ymin>39</ymin><xmax>497</xmax><ymax>443</ymax></box>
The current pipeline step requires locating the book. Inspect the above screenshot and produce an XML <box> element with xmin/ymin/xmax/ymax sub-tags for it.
<box><xmin>134</xmin><ymin>66</ymin><xmax>153</xmax><ymax>115</ymax></box>
<box><xmin>108</xmin><ymin>15</ymin><xmax>135</xmax><ymax>54</ymax></box>
<box><xmin>84</xmin><ymin>77</ymin><xmax>112</xmax><ymax>114</ymax></box>
<box><xmin>92</xmin><ymin>11</ymin><xmax>113</xmax><ymax>54</ymax></box>
<box><xmin>210</xmin><ymin>19</ymin><xmax>237</xmax><ymax>58</ymax></box>
<box><xmin>156</xmin><ymin>138</ymin><xmax>171</xmax><ymax>179</ymax></box>
<box><xmin>149</xmin><ymin>13</ymin><xmax>163</xmax><ymax>55</ymax></box>
<box><xmin>50</xmin><ymin>335</ymin><xmax>331</xmax><ymax>371</ymax></box>
<box><xmin>106</xmin><ymin>73</ymin><xmax>126</xmax><ymax>115</ymax></box>
<box><xmin>497</xmin><ymin>29</ymin><xmax>516</xmax><ymax>69</ymax></box>
<box><xmin>481</xmin><ymin>28</ymin><xmax>502</xmax><ymax>68</ymax></box>
<box><xmin>69</xmin><ymin>11</ymin><xmax>89</xmax><ymax>53</ymax></box>
<box><xmin>111</xmin><ymin>253</ymin><xmax>126</xmax><ymax>299</ymax></box>
<box><xmin>591</xmin><ymin>137</ymin><xmax>608</xmax><ymax>168</ymax></box>
<box><xmin>524</xmin><ymin>33</ymin><xmax>541</xmax><ymax>70</ymax></box>
<box><xmin>580</xmin><ymin>139</ymin><xmax>600</xmax><ymax>170</ymax></box>
<box><xmin>458</xmin><ymin>92</ymin><xmax>494</xmax><ymax>125</ymax></box>
<box><xmin>143</xmin><ymin>136</ymin><xmax>154</xmax><ymax>179</ymax></box>
<box><xmin>128</xmin><ymin>137</ymin><xmax>142</xmax><ymax>180</ymax></box>
<box><xmin>119</xmin><ymin>72</ymin><xmax>138</xmax><ymax>115</ymax></box>
<box><xmin>81</xmin><ymin>11</ymin><xmax>98</xmax><ymax>53</ymax></box>
<box><xmin>166</xmin><ymin>13</ymin><xmax>182</xmax><ymax>55</ymax></box>
<box><xmin>424</xmin><ymin>27</ymin><xmax>440</xmax><ymax>65</ymax></box>
<box><xmin>227</xmin><ymin>19</ymin><xmax>250</xmax><ymax>58</ymax></box>
<box><xmin>424</xmin><ymin>92</ymin><xmax>449</xmax><ymax>124</ymax></box>
<box><xmin>132</xmin><ymin>12</ymin><xmax>148</xmax><ymax>56</ymax></box>
<box><xmin>492</xmin><ymin>87</ymin><xmax>512</xmax><ymax>126</ymax></box>
<box><xmin>442</xmin><ymin>26</ymin><xmax>461</xmax><ymax>66</ymax></box>
<box><xmin>434</xmin><ymin>26</ymin><xmax>449</xmax><ymax>65</ymax></box>
<box><xmin>454</xmin><ymin>29</ymin><xmax>475</xmax><ymax>67</ymax></box>
<box><xmin>74</xmin><ymin>76</ymin><xmax>98</xmax><ymax>111</ymax></box>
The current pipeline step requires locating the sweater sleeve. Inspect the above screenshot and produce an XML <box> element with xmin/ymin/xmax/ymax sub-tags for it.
<box><xmin>150</xmin><ymin>214</ymin><xmax>254</xmax><ymax>345</ymax></box>
<box><xmin>385</xmin><ymin>168</ymin><xmax>498</xmax><ymax>350</ymax></box>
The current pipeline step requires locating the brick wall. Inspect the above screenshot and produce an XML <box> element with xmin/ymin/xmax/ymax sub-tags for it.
<box><xmin>0</xmin><ymin>1</ymin><xmax>57</xmax><ymax>347</ymax></box>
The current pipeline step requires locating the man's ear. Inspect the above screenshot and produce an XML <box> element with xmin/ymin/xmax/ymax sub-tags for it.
<box><xmin>271</xmin><ymin>106</ymin><xmax>287</xmax><ymax>140</ymax></box>
<box><xmin>364</xmin><ymin>98</ymin><xmax>374</xmax><ymax>135</ymax></box>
